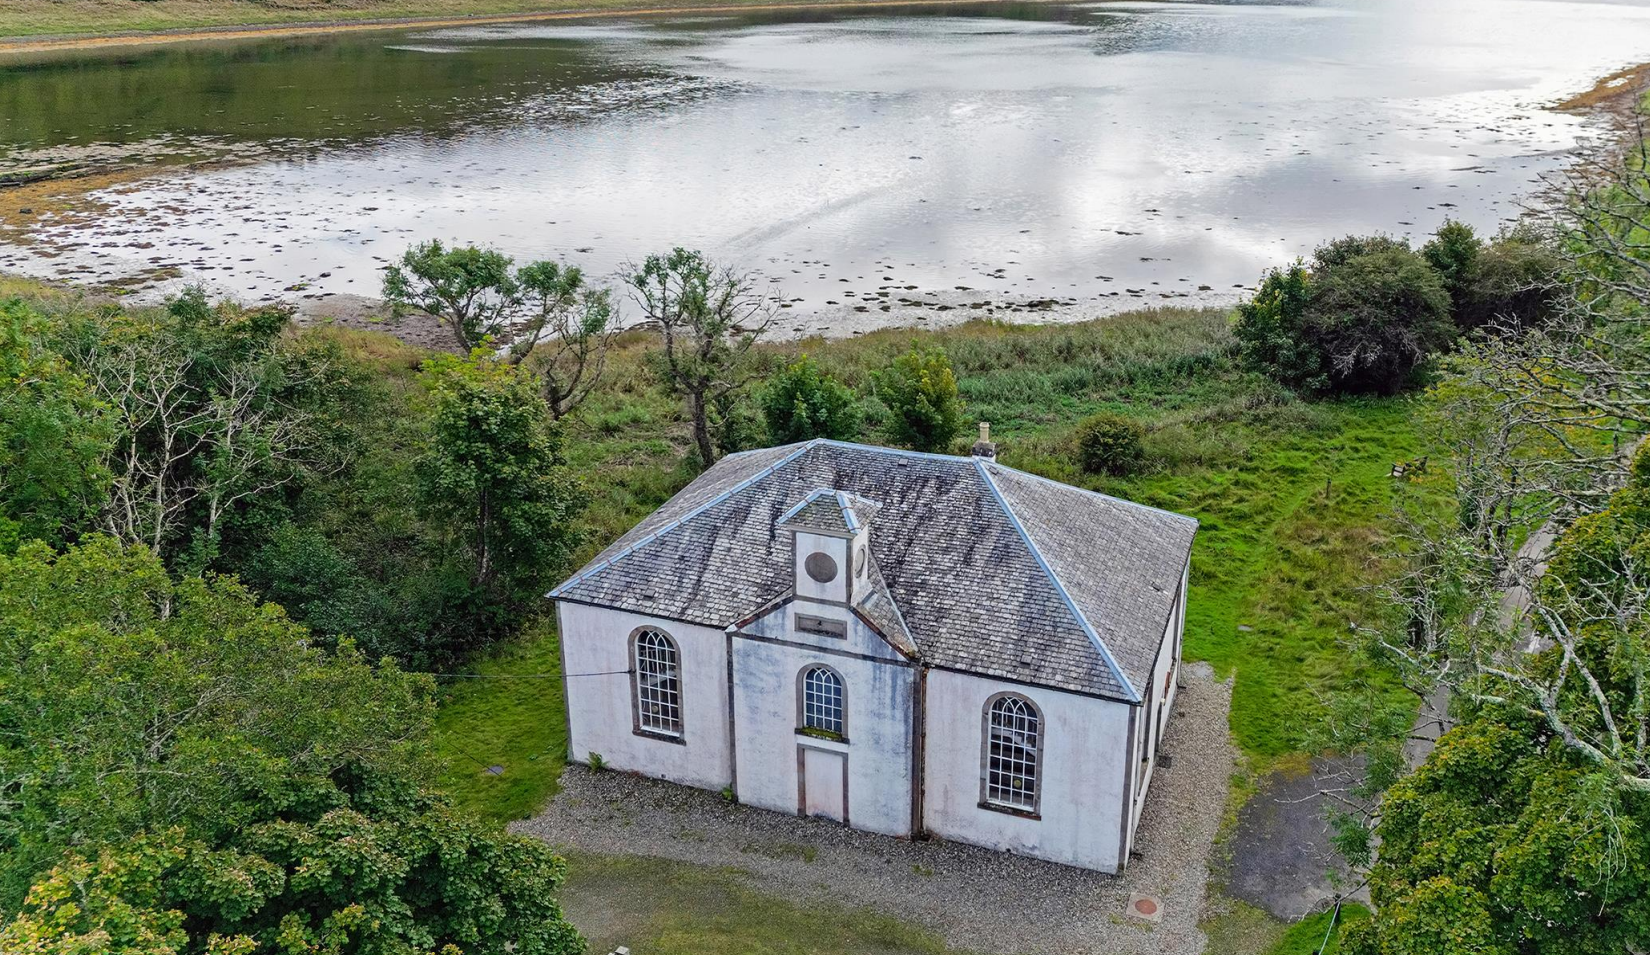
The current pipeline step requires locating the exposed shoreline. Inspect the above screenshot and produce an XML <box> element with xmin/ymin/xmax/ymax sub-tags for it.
<box><xmin>0</xmin><ymin>0</ymin><xmax>999</xmax><ymax>54</ymax></box>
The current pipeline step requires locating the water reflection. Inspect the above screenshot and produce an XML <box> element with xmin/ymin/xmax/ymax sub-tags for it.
<box><xmin>2</xmin><ymin>0</ymin><xmax>1647</xmax><ymax>332</ymax></box>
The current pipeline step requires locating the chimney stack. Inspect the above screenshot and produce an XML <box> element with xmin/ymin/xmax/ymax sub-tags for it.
<box><xmin>971</xmin><ymin>421</ymin><xmax>997</xmax><ymax>461</ymax></box>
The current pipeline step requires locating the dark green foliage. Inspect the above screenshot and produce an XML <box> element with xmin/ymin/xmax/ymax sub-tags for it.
<box><xmin>1463</xmin><ymin>231</ymin><xmax>1563</xmax><ymax>332</ymax></box>
<box><xmin>0</xmin><ymin>299</ymin><xmax>111</xmax><ymax>549</ymax></box>
<box><xmin>1234</xmin><ymin>237</ymin><xmax>1454</xmax><ymax>395</ymax></box>
<box><xmin>1</xmin><ymin>771</ymin><xmax>584</xmax><ymax>955</ymax></box>
<box><xmin>1421</xmin><ymin>219</ymin><xmax>1481</xmax><ymax>319</ymax></box>
<box><xmin>1313</xmin><ymin>234</ymin><xmax>1412</xmax><ymax>271</ymax></box>
<box><xmin>1306</xmin><ymin>246</ymin><xmax>1453</xmax><ymax>394</ymax></box>
<box><xmin>383</xmin><ymin>240</ymin><xmax>520</xmax><ymax>352</ymax></box>
<box><xmin>1232</xmin><ymin>262</ymin><xmax>1322</xmax><ymax>390</ymax></box>
<box><xmin>760</xmin><ymin>355</ymin><xmax>862</xmax><ymax>444</ymax></box>
<box><xmin>1346</xmin><ymin>717</ymin><xmax>1650</xmax><ymax>955</ymax></box>
<box><xmin>1420</xmin><ymin>220</ymin><xmax>1562</xmax><ymax>333</ymax></box>
<box><xmin>0</xmin><ymin>535</ymin><xmax>437</xmax><ymax>912</ymax></box>
<box><xmin>1074</xmin><ymin>411</ymin><xmax>1146</xmax><ymax>476</ymax></box>
<box><xmin>416</xmin><ymin>352</ymin><xmax>586</xmax><ymax>643</ymax></box>
<box><xmin>873</xmin><ymin>345</ymin><xmax>966</xmax><ymax>452</ymax></box>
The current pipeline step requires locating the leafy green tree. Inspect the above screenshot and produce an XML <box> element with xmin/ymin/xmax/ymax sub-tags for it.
<box><xmin>0</xmin><ymin>299</ymin><xmax>111</xmax><ymax>549</ymax></box>
<box><xmin>0</xmin><ymin>535</ymin><xmax>435</xmax><ymax>910</ymax></box>
<box><xmin>416</xmin><ymin>353</ymin><xmax>585</xmax><ymax>638</ymax></box>
<box><xmin>1232</xmin><ymin>262</ymin><xmax>1321</xmax><ymax>390</ymax></box>
<box><xmin>760</xmin><ymin>355</ymin><xmax>861</xmax><ymax>444</ymax></box>
<box><xmin>512</xmin><ymin>260</ymin><xmax>617</xmax><ymax>420</ymax></box>
<box><xmin>873</xmin><ymin>346</ymin><xmax>965</xmax><ymax>453</ymax></box>
<box><xmin>1</xmin><ymin>772</ymin><xmax>585</xmax><ymax>955</ymax></box>
<box><xmin>1421</xmin><ymin>219</ymin><xmax>1482</xmax><ymax>322</ymax></box>
<box><xmin>627</xmin><ymin>248</ymin><xmax>774</xmax><ymax>467</ymax></box>
<box><xmin>384</xmin><ymin>240</ymin><xmax>521</xmax><ymax>352</ymax></box>
<box><xmin>1346</xmin><ymin>716</ymin><xmax>1650</xmax><ymax>955</ymax></box>
<box><xmin>1307</xmin><ymin>246</ymin><xmax>1454</xmax><ymax>394</ymax></box>
<box><xmin>1074</xmin><ymin>411</ymin><xmax>1146</xmax><ymax>476</ymax></box>
<box><xmin>1464</xmin><ymin>231</ymin><xmax>1563</xmax><ymax>332</ymax></box>
<box><xmin>1313</xmin><ymin>233</ymin><xmax>1413</xmax><ymax>271</ymax></box>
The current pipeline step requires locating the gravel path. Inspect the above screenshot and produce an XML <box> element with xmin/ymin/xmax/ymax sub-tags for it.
<box><xmin>514</xmin><ymin>663</ymin><xmax>1235</xmax><ymax>955</ymax></box>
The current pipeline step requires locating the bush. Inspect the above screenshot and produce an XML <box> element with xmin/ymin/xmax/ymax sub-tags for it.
<box><xmin>873</xmin><ymin>346</ymin><xmax>966</xmax><ymax>452</ymax></box>
<box><xmin>1233</xmin><ymin>262</ymin><xmax>1321</xmax><ymax>391</ymax></box>
<box><xmin>1074</xmin><ymin>412</ymin><xmax>1146</xmax><ymax>476</ymax></box>
<box><xmin>1463</xmin><ymin>231</ymin><xmax>1562</xmax><ymax>332</ymax></box>
<box><xmin>1234</xmin><ymin>236</ymin><xmax>1454</xmax><ymax>395</ymax></box>
<box><xmin>761</xmin><ymin>355</ymin><xmax>862</xmax><ymax>443</ymax></box>
<box><xmin>1307</xmin><ymin>246</ymin><xmax>1453</xmax><ymax>394</ymax></box>
<box><xmin>1421</xmin><ymin>219</ymin><xmax>1482</xmax><ymax>321</ymax></box>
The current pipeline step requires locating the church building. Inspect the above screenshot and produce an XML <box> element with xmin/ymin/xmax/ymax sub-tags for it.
<box><xmin>549</xmin><ymin>433</ymin><xmax>1196</xmax><ymax>873</ymax></box>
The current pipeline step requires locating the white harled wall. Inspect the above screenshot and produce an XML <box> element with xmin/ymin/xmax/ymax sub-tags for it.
<box><xmin>729</xmin><ymin>629</ymin><xmax>916</xmax><ymax>835</ymax></box>
<box><xmin>558</xmin><ymin>601</ymin><xmax>732</xmax><ymax>791</ymax></box>
<box><xmin>921</xmin><ymin>668</ymin><xmax>1133</xmax><ymax>872</ymax></box>
<box><xmin>1126</xmin><ymin>563</ymin><xmax>1189</xmax><ymax>852</ymax></box>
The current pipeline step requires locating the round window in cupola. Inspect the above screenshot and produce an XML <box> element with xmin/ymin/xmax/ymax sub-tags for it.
<box><xmin>804</xmin><ymin>550</ymin><xmax>839</xmax><ymax>583</ymax></box>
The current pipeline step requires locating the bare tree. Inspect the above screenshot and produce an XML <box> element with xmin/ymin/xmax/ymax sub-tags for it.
<box><xmin>627</xmin><ymin>248</ymin><xmax>775</xmax><ymax>466</ymax></box>
<box><xmin>63</xmin><ymin>298</ymin><xmax>347</xmax><ymax>563</ymax></box>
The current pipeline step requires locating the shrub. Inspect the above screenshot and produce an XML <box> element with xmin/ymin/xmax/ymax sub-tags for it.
<box><xmin>761</xmin><ymin>355</ymin><xmax>862</xmax><ymax>443</ymax></box>
<box><xmin>1463</xmin><ymin>231</ymin><xmax>1562</xmax><ymax>332</ymax></box>
<box><xmin>873</xmin><ymin>346</ymin><xmax>966</xmax><ymax>452</ymax></box>
<box><xmin>1232</xmin><ymin>262</ymin><xmax>1321</xmax><ymax>391</ymax></box>
<box><xmin>1074</xmin><ymin>412</ymin><xmax>1147</xmax><ymax>476</ymax></box>
<box><xmin>1421</xmin><ymin>219</ymin><xmax>1482</xmax><ymax>321</ymax></box>
<box><xmin>1306</xmin><ymin>246</ymin><xmax>1453</xmax><ymax>395</ymax></box>
<box><xmin>1235</xmin><ymin>236</ymin><xmax>1454</xmax><ymax>395</ymax></box>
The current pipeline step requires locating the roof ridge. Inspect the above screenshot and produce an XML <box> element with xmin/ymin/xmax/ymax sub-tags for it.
<box><xmin>548</xmin><ymin>440</ymin><xmax>821</xmax><ymax>598</ymax></box>
<box><xmin>862</xmin><ymin>553</ymin><xmax>915</xmax><ymax>646</ymax></box>
<box><xmin>973</xmin><ymin>457</ymin><xmax>1142</xmax><ymax>703</ymax></box>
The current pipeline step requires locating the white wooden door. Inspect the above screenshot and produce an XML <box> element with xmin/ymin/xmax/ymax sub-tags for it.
<box><xmin>801</xmin><ymin>747</ymin><xmax>846</xmax><ymax>823</ymax></box>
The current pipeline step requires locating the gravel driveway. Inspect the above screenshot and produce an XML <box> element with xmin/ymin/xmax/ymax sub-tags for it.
<box><xmin>514</xmin><ymin>663</ymin><xmax>1235</xmax><ymax>955</ymax></box>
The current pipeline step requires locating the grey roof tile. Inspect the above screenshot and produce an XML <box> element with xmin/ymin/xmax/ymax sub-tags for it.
<box><xmin>551</xmin><ymin>440</ymin><xmax>1197</xmax><ymax>700</ymax></box>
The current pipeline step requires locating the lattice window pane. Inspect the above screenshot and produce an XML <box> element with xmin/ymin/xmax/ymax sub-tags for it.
<box><xmin>802</xmin><ymin>667</ymin><xmax>844</xmax><ymax>735</ymax></box>
<box><xmin>986</xmin><ymin>696</ymin><xmax>1040</xmax><ymax>810</ymax></box>
<box><xmin>634</xmin><ymin>630</ymin><xmax>681</xmax><ymax>735</ymax></box>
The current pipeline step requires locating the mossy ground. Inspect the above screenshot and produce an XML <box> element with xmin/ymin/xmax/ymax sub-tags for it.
<box><xmin>557</xmin><ymin>852</ymin><xmax>958</xmax><ymax>955</ymax></box>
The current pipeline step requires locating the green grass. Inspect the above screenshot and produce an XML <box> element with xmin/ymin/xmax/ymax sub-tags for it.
<box><xmin>1204</xmin><ymin>898</ymin><xmax>1371</xmax><ymax>955</ymax></box>
<box><xmin>431</xmin><ymin>617</ymin><xmax>569</xmax><ymax>823</ymax></box>
<box><xmin>557</xmin><ymin>852</ymin><xmax>959</xmax><ymax>955</ymax></box>
<box><xmin>1270</xmin><ymin>903</ymin><xmax>1371</xmax><ymax>955</ymax></box>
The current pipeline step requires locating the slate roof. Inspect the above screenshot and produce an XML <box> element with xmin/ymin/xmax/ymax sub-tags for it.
<box><xmin>550</xmin><ymin>440</ymin><xmax>1197</xmax><ymax>701</ymax></box>
<box><xmin>778</xmin><ymin>488</ymin><xmax>881</xmax><ymax>534</ymax></box>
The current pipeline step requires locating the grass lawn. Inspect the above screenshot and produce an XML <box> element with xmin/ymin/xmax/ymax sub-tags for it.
<box><xmin>558</xmin><ymin>852</ymin><xmax>959</xmax><ymax>955</ymax></box>
<box><xmin>432</xmin><ymin>617</ymin><xmax>570</xmax><ymax>823</ymax></box>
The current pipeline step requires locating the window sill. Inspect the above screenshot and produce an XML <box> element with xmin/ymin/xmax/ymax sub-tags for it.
<box><xmin>796</xmin><ymin>728</ymin><xmax>849</xmax><ymax>744</ymax></box>
<box><xmin>978</xmin><ymin>800</ymin><xmax>1040</xmax><ymax>821</ymax></box>
<box><xmin>634</xmin><ymin>728</ymin><xmax>686</xmax><ymax>746</ymax></box>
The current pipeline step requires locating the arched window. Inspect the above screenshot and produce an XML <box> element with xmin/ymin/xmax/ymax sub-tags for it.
<box><xmin>800</xmin><ymin>666</ymin><xmax>845</xmax><ymax>737</ymax></box>
<box><xmin>984</xmin><ymin>694</ymin><xmax>1041</xmax><ymax>812</ymax></box>
<box><xmin>633</xmin><ymin>629</ymin><xmax>682</xmax><ymax>736</ymax></box>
